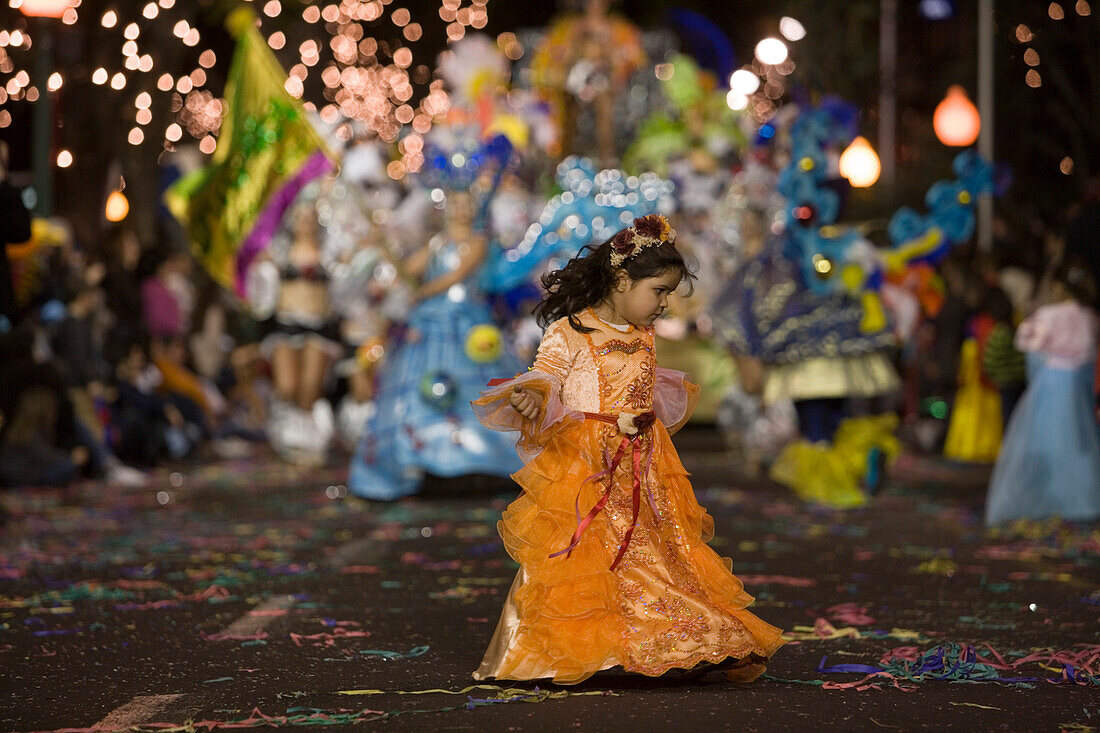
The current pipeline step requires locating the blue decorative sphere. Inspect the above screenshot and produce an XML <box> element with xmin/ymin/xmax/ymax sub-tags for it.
<box><xmin>418</xmin><ymin>371</ymin><xmax>457</xmax><ymax>410</ymax></box>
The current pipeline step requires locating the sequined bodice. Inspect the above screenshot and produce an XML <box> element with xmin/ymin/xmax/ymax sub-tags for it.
<box><xmin>532</xmin><ymin>311</ymin><xmax>656</xmax><ymax>414</ymax></box>
<box><xmin>421</xmin><ymin>236</ymin><xmax>482</xmax><ymax>307</ymax></box>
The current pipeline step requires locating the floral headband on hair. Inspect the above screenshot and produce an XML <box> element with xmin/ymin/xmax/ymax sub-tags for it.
<box><xmin>609</xmin><ymin>214</ymin><xmax>677</xmax><ymax>268</ymax></box>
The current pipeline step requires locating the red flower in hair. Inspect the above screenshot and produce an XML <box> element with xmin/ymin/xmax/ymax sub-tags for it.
<box><xmin>633</xmin><ymin>215</ymin><xmax>663</xmax><ymax>240</ymax></box>
<box><xmin>611</xmin><ymin>229</ymin><xmax>636</xmax><ymax>254</ymax></box>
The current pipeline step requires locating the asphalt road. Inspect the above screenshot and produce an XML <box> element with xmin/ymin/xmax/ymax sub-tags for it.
<box><xmin>1</xmin><ymin>427</ymin><xmax>1097</xmax><ymax>732</ymax></box>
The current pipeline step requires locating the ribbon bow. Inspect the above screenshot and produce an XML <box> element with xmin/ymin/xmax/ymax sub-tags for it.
<box><xmin>550</xmin><ymin>410</ymin><xmax>658</xmax><ymax>571</ymax></box>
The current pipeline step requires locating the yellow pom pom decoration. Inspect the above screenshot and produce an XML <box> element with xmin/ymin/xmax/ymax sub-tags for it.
<box><xmin>465</xmin><ymin>324</ymin><xmax>503</xmax><ymax>363</ymax></box>
<box><xmin>841</xmin><ymin>263</ymin><xmax>865</xmax><ymax>293</ymax></box>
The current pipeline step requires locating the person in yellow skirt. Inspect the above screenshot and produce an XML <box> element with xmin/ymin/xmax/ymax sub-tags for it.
<box><xmin>942</xmin><ymin>337</ymin><xmax>1003</xmax><ymax>462</ymax></box>
<box><xmin>471</xmin><ymin>215</ymin><xmax>784</xmax><ymax>685</ymax></box>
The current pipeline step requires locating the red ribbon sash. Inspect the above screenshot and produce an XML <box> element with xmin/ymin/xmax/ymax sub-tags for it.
<box><xmin>549</xmin><ymin>411</ymin><xmax>656</xmax><ymax>571</ymax></box>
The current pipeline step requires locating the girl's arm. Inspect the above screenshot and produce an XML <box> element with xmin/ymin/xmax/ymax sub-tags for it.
<box><xmin>506</xmin><ymin>321</ymin><xmax>574</xmax><ymax>421</ymax></box>
<box><xmin>472</xmin><ymin>320</ymin><xmax>576</xmax><ymax>459</ymax></box>
<box><xmin>1014</xmin><ymin>309</ymin><xmax>1045</xmax><ymax>353</ymax></box>
<box><xmin>413</xmin><ymin>236</ymin><xmax>487</xmax><ymax>301</ymax></box>
<box><xmin>403</xmin><ymin>244</ymin><xmax>432</xmax><ymax>281</ymax></box>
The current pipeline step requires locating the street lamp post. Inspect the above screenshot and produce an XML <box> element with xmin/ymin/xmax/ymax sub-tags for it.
<box><xmin>879</xmin><ymin>0</ymin><xmax>897</xmax><ymax>190</ymax></box>
<box><xmin>18</xmin><ymin>0</ymin><xmax>72</xmax><ymax>219</ymax></box>
<box><xmin>977</xmin><ymin>0</ymin><xmax>994</xmax><ymax>252</ymax></box>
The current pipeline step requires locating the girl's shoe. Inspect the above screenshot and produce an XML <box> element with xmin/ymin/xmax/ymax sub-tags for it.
<box><xmin>724</xmin><ymin>653</ymin><xmax>768</xmax><ymax>683</ymax></box>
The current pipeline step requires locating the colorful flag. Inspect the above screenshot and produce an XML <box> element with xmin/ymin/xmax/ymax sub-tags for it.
<box><xmin>165</xmin><ymin>7</ymin><xmax>334</xmax><ymax>295</ymax></box>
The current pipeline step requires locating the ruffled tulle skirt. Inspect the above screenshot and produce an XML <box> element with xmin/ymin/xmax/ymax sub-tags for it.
<box><xmin>762</xmin><ymin>352</ymin><xmax>900</xmax><ymax>405</ymax></box>
<box><xmin>472</xmin><ymin>418</ymin><xmax>785</xmax><ymax>684</ymax></box>
<box><xmin>348</xmin><ymin>296</ymin><xmax>522</xmax><ymax>500</ymax></box>
<box><xmin>985</xmin><ymin>359</ymin><xmax>1100</xmax><ymax>525</ymax></box>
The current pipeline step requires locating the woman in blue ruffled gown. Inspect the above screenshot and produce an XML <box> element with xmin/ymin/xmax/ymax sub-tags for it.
<box><xmin>348</xmin><ymin>192</ymin><xmax>522</xmax><ymax>500</ymax></box>
<box><xmin>984</xmin><ymin>272</ymin><xmax>1100</xmax><ymax>526</ymax></box>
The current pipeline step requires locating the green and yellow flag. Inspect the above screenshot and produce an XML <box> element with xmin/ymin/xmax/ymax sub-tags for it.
<box><xmin>166</xmin><ymin>7</ymin><xmax>334</xmax><ymax>294</ymax></box>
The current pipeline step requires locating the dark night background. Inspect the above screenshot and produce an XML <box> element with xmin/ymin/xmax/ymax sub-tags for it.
<box><xmin>0</xmin><ymin>0</ymin><xmax>1096</xmax><ymax>266</ymax></box>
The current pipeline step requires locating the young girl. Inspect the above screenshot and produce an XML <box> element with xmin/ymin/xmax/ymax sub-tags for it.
<box><xmin>985</xmin><ymin>260</ymin><xmax>1100</xmax><ymax>525</ymax></box>
<box><xmin>471</xmin><ymin>215</ymin><xmax>784</xmax><ymax>684</ymax></box>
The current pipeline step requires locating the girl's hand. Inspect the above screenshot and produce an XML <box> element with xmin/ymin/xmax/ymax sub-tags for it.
<box><xmin>164</xmin><ymin>404</ymin><xmax>185</xmax><ymax>428</ymax></box>
<box><xmin>509</xmin><ymin>386</ymin><xmax>541</xmax><ymax>421</ymax></box>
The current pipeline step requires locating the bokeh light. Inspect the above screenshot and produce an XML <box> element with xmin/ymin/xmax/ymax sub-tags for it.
<box><xmin>729</xmin><ymin>69</ymin><xmax>760</xmax><ymax>95</ymax></box>
<box><xmin>726</xmin><ymin>90</ymin><xmax>748</xmax><ymax>111</ymax></box>
<box><xmin>839</xmin><ymin>136</ymin><xmax>881</xmax><ymax>187</ymax></box>
<box><xmin>755</xmin><ymin>38</ymin><xmax>788</xmax><ymax>65</ymax></box>
<box><xmin>933</xmin><ymin>85</ymin><xmax>980</xmax><ymax>146</ymax></box>
<box><xmin>105</xmin><ymin>190</ymin><xmax>130</xmax><ymax>221</ymax></box>
<box><xmin>779</xmin><ymin>17</ymin><xmax>806</xmax><ymax>41</ymax></box>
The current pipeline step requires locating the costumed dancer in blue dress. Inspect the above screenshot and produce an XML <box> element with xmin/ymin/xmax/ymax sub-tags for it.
<box><xmin>985</xmin><ymin>261</ymin><xmax>1100</xmax><ymax>525</ymax></box>
<box><xmin>348</xmin><ymin>142</ymin><xmax>523</xmax><ymax>500</ymax></box>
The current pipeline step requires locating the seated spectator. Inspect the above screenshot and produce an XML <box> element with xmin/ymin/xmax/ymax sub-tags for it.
<box><xmin>111</xmin><ymin>335</ymin><xmax>204</xmax><ymax>465</ymax></box>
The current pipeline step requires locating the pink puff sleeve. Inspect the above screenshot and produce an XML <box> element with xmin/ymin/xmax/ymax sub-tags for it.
<box><xmin>471</xmin><ymin>320</ymin><xmax>581</xmax><ymax>462</ymax></box>
<box><xmin>652</xmin><ymin>367</ymin><xmax>701</xmax><ymax>435</ymax></box>
<box><xmin>1016</xmin><ymin>301</ymin><xmax>1100</xmax><ymax>370</ymax></box>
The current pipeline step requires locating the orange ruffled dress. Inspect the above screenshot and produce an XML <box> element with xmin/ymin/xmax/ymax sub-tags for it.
<box><xmin>471</xmin><ymin>310</ymin><xmax>784</xmax><ymax>684</ymax></box>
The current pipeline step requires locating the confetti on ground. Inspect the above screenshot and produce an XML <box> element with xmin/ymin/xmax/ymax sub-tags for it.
<box><xmin>1</xmin><ymin>440</ymin><xmax>1096</xmax><ymax>730</ymax></box>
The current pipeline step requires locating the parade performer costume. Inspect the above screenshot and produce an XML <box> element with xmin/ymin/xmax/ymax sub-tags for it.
<box><xmin>348</xmin><ymin>190</ymin><xmax>523</xmax><ymax>501</ymax></box>
<box><xmin>985</xmin><ymin>270</ymin><xmax>1100</xmax><ymax>526</ymax></box>
<box><xmin>942</xmin><ymin>337</ymin><xmax>1003</xmax><ymax>463</ymax></box>
<box><xmin>711</xmin><ymin>243</ymin><xmax>899</xmax><ymax>508</ymax></box>
<box><xmin>249</xmin><ymin>181</ymin><xmax>353</xmax><ymax>464</ymax></box>
<box><xmin>471</xmin><ymin>215</ymin><xmax>784</xmax><ymax>684</ymax></box>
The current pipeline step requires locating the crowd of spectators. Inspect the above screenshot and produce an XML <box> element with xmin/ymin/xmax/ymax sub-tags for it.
<box><xmin>0</xmin><ymin>142</ymin><xmax>1096</xmax><ymax>495</ymax></box>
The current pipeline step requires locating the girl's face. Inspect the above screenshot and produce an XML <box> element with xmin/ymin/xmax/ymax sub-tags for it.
<box><xmin>1050</xmin><ymin>281</ymin><xmax>1070</xmax><ymax>303</ymax></box>
<box><xmin>445</xmin><ymin>191</ymin><xmax>474</xmax><ymax>228</ymax></box>
<box><xmin>612</xmin><ymin>268</ymin><xmax>682</xmax><ymax>327</ymax></box>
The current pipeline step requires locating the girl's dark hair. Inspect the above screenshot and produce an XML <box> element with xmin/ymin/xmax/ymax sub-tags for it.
<box><xmin>1053</xmin><ymin>256</ymin><xmax>1098</xmax><ymax>307</ymax></box>
<box><xmin>982</xmin><ymin>286</ymin><xmax>1013</xmax><ymax>324</ymax></box>
<box><xmin>534</xmin><ymin>236</ymin><xmax>695</xmax><ymax>332</ymax></box>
